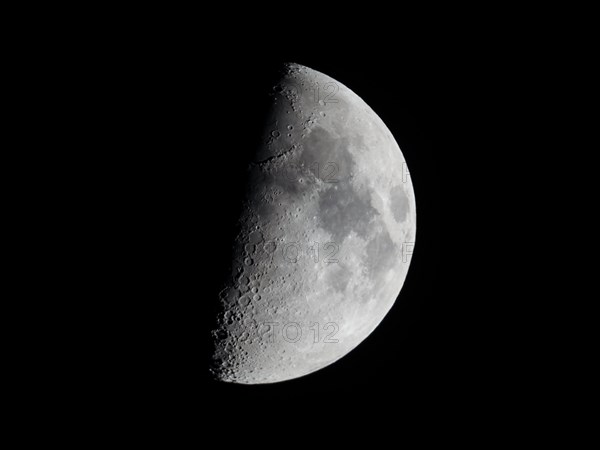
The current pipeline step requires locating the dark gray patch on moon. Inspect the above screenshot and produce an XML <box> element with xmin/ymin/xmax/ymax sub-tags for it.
<box><xmin>297</xmin><ymin>127</ymin><xmax>379</xmax><ymax>243</ymax></box>
<box><xmin>318</xmin><ymin>181</ymin><xmax>378</xmax><ymax>244</ymax></box>
<box><xmin>390</xmin><ymin>185</ymin><xmax>409</xmax><ymax>223</ymax></box>
<box><xmin>365</xmin><ymin>228</ymin><xmax>397</xmax><ymax>281</ymax></box>
<box><xmin>299</xmin><ymin>127</ymin><xmax>354</xmax><ymax>183</ymax></box>
<box><xmin>325</xmin><ymin>263</ymin><xmax>352</xmax><ymax>294</ymax></box>
<box><xmin>271</xmin><ymin>166</ymin><xmax>311</xmax><ymax>196</ymax></box>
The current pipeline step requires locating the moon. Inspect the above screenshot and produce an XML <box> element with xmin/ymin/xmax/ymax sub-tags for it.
<box><xmin>209</xmin><ymin>63</ymin><xmax>416</xmax><ymax>384</ymax></box>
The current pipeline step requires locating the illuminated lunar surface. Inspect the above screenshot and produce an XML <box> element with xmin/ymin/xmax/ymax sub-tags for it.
<box><xmin>209</xmin><ymin>63</ymin><xmax>416</xmax><ymax>384</ymax></box>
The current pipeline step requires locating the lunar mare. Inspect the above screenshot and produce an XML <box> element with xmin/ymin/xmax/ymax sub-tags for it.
<box><xmin>210</xmin><ymin>63</ymin><xmax>416</xmax><ymax>384</ymax></box>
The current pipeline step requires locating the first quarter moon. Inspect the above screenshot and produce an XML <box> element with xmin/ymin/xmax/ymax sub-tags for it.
<box><xmin>209</xmin><ymin>63</ymin><xmax>416</xmax><ymax>384</ymax></box>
